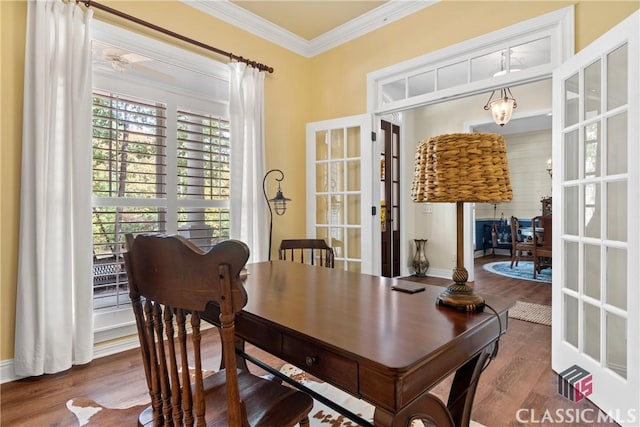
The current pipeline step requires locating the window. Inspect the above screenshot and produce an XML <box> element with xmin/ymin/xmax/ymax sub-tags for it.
<box><xmin>368</xmin><ymin>7</ymin><xmax>573</xmax><ymax>114</ymax></box>
<box><xmin>91</xmin><ymin>21</ymin><xmax>230</xmax><ymax>343</ymax></box>
<box><xmin>91</xmin><ymin>93</ymin><xmax>231</xmax><ymax>312</ymax></box>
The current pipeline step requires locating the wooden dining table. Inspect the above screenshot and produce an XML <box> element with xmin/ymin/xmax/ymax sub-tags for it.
<box><xmin>201</xmin><ymin>261</ymin><xmax>514</xmax><ymax>427</ymax></box>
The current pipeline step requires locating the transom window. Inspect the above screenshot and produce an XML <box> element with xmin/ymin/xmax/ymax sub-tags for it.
<box><xmin>368</xmin><ymin>7</ymin><xmax>573</xmax><ymax>114</ymax></box>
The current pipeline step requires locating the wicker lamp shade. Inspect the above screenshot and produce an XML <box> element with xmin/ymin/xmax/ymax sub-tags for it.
<box><xmin>410</xmin><ymin>132</ymin><xmax>512</xmax><ymax>312</ymax></box>
<box><xmin>411</xmin><ymin>133</ymin><xmax>513</xmax><ymax>203</ymax></box>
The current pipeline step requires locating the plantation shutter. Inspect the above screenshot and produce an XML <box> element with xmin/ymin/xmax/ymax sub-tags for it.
<box><xmin>92</xmin><ymin>91</ymin><xmax>168</xmax><ymax>310</ymax></box>
<box><xmin>91</xmin><ymin>93</ymin><xmax>232</xmax><ymax>311</ymax></box>
<box><xmin>176</xmin><ymin>110</ymin><xmax>231</xmax><ymax>250</ymax></box>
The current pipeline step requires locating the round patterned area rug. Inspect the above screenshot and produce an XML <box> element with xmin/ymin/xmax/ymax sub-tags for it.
<box><xmin>483</xmin><ymin>261</ymin><xmax>551</xmax><ymax>283</ymax></box>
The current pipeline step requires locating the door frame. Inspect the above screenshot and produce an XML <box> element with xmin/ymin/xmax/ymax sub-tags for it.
<box><xmin>367</xmin><ymin>7</ymin><xmax>574</xmax><ymax>277</ymax></box>
<box><xmin>379</xmin><ymin>119</ymin><xmax>402</xmax><ymax>277</ymax></box>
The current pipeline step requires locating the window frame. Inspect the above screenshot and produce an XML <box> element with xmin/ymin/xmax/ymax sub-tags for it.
<box><xmin>91</xmin><ymin>21</ymin><xmax>230</xmax><ymax>346</ymax></box>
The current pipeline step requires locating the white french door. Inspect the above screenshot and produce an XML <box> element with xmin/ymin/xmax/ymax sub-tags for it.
<box><xmin>306</xmin><ymin>115</ymin><xmax>374</xmax><ymax>274</ymax></box>
<box><xmin>552</xmin><ymin>11</ymin><xmax>639</xmax><ymax>425</ymax></box>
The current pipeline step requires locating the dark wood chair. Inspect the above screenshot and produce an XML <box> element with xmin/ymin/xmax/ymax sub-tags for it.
<box><xmin>532</xmin><ymin>215</ymin><xmax>552</xmax><ymax>279</ymax></box>
<box><xmin>124</xmin><ymin>234</ymin><xmax>313</xmax><ymax>427</ymax></box>
<box><xmin>510</xmin><ymin>216</ymin><xmax>535</xmax><ymax>268</ymax></box>
<box><xmin>278</xmin><ymin>239</ymin><xmax>335</xmax><ymax>268</ymax></box>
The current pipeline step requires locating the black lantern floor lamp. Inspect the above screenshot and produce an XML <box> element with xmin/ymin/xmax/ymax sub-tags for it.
<box><xmin>263</xmin><ymin>169</ymin><xmax>291</xmax><ymax>261</ymax></box>
<box><xmin>411</xmin><ymin>133</ymin><xmax>512</xmax><ymax>312</ymax></box>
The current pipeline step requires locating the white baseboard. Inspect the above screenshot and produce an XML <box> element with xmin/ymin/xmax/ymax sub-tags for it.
<box><xmin>92</xmin><ymin>336</ymin><xmax>140</xmax><ymax>359</ymax></box>
<box><xmin>0</xmin><ymin>338</ymin><xmax>140</xmax><ymax>385</ymax></box>
<box><xmin>1</xmin><ymin>359</ymin><xmax>24</xmax><ymax>384</ymax></box>
<box><xmin>420</xmin><ymin>267</ymin><xmax>451</xmax><ymax>279</ymax></box>
<box><xmin>2</xmin><ymin>323</ymin><xmax>217</xmax><ymax>384</ymax></box>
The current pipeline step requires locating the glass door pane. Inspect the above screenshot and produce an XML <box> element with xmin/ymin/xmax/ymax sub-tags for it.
<box><xmin>307</xmin><ymin>116</ymin><xmax>373</xmax><ymax>274</ymax></box>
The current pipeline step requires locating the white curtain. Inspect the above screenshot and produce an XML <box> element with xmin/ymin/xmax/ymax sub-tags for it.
<box><xmin>14</xmin><ymin>0</ymin><xmax>94</xmax><ymax>376</ymax></box>
<box><xmin>229</xmin><ymin>63</ymin><xmax>268</xmax><ymax>262</ymax></box>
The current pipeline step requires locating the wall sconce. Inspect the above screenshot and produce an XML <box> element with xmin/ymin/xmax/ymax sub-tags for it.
<box><xmin>546</xmin><ymin>158</ymin><xmax>553</xmax><ymax>178</ymax></box>
<box><xmin>263</xmin><ymin>169</ymin><xmax>291</xmax><ymax>261</ymax></box>
<box><xmin>484</xmin><ymin>87</ymin><xmax>517</xmax><ymax>126</ymax></box>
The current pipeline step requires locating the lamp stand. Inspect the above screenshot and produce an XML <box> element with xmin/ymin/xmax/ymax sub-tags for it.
<box><xmin>436</xmin><ymin>202</ymin><xmax>485</xmax><ymax>312</ymax></box>
<box><xmin>263</xmin><ymin>170</ymin><xmax>278</xmax><ymax>261</ymax></box>
<box><xmin>262</xmin><ymin>169</ymin><xmax>291</xmax><ymax>261</ymax></box>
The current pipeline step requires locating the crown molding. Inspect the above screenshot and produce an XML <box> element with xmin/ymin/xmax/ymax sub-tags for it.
<box><xmin>308</xmin><ymin>0</ymin><xmax>437</xmax><ymax>57</ymax></box>
<box><xmin>182</xmin><ymin>0</ymin><xmax>311</xmax><ymax>55</ymax></box>
<box><xmin>181</xmin><ymin>0</ymin><xmax>438</xmax><ymax>58</ymax></box>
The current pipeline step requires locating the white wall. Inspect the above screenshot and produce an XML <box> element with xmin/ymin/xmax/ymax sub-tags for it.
<box><xmin>475</xmin><ymin>129</ymin><xmax>552</xmax><ymax>221</ymax></box>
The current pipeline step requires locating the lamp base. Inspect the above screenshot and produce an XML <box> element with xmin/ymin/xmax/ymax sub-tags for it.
<box><xmin>436</xmin><ymin>267</ymin><xmax>485</xmax><ymax>312</ymax></box>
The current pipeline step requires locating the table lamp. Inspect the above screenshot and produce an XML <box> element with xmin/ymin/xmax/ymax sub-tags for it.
<box><xmin>411</xmin><ymin>133</ymin><xmax>512</xmax><ymax>312</ymax></box>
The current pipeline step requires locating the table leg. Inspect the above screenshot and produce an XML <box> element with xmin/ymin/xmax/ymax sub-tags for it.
<box><xmin>373</xmin><ymin>343</ymin><xmax>495</xmax><ymax>427</ymax></box>
<box><xmin>447</xmin><ymin>344</ymin><xmax>493</xmax><ymax>426</ymax></box>
<box><xmin>373</xmin><ymin>393</ymin><xmax>454</xmax><ymax>427</ymax></box>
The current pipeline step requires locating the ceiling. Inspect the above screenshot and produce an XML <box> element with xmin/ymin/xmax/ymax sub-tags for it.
<box><xmin>473</xmin><ymin>111</ymin><xmax>552</xmax><ymax>136</ymax></box>
<box><xmin>229</xmin><ymin>1</ymin><xmax>387</xmax><ymax>41</ymax></box>
<box><xmin>92</xmin><ymin>1</ymin><xmax>436</xmax><ymax>94</ymax></box>
<box><xmin>94</xmin><ymin>0</ymin><xmax>553</xmax><ymax>135</ymax></box>
<box><xmin>182</xmin><ymin>0</ymin><xmax>437</xmax><ymax>57</ymax></box>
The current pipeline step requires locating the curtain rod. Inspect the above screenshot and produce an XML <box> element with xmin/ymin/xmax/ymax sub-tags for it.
<box><xmin>78</xmin><ymin>0</ymin><xmax>274</xmax><ymax>73</ymax></box>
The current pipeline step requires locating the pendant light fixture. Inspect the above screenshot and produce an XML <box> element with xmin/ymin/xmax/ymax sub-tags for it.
<box><xmin>484</xmin><ymin>87</ymin><xmax>517</xmax><ymax>127</ymax></box>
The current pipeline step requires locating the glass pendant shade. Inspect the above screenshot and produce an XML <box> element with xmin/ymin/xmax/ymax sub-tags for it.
<box><xmin>490</xmin><ymin>97</ymin><xmax>516</xmax><ymax>126</ymax></box>
<box><xmin>484</xmin><ymin>88</ymin><xmax>517</xmax><ymax>127</ymax></box>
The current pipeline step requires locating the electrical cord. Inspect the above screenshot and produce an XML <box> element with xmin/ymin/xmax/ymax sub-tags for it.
<box><xmin>443</xmin><ymin>302</ymin><xmax>503</xmax><ymax>414</ymax></box>
<box><xmin>484</xmin><ymin>302</ymin><xmax>503</xmax><ymax>361</ymax></box>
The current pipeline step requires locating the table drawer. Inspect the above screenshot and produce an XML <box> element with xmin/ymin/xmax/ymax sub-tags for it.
<box><xmin>235</xmin><ymin>314</ymin><xmax>281</xmax><ymax>355</ymax></box>
<box><xmin>282</xmin><ymin>335</ymin><xmax>358</xmax><ymax>394</ymax></box>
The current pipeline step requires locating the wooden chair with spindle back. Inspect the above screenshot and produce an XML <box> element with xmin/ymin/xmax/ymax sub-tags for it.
<box><xmin>278</xmin><ymin>239</ymin><xmax>335</xmax><ymax>268</ymax></box>
<box><xmin>124</xmin><ymin>234</ymin><xmax>313</xmax><ymax>427</ymax></box>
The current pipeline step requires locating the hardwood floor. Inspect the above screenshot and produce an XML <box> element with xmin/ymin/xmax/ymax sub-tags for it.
<box><xmin>411</xmin><ymin>255</ymin><xmax>616</xmax><ymax>427</ymax></box>
<box><xmin>1</xmin><ymin>256</ymin><xmax>618</xmax><ymax>426</ymax></box>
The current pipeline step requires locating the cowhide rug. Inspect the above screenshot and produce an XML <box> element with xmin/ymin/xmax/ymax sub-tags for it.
<box><xmin>67</xmin><ymin>364</ymin><xmax>485</xmax><ymax>426</ymax></box>
<box><xmin>66</xmin><ymin>397</ymin><xmax>146</xmax><ymax>426</ymax></box>
<box><xmin>66</xmin><ymin>366</ymin><xmax>208</xmax><ymax>426</ymax></box>
<box><xmin>280</xmin><ymin>364</ymin><xmax>485</xmax><ymax>427</ymax></box>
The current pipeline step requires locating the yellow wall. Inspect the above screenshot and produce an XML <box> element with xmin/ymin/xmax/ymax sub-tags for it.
<box><xmin>1</xmin><ymin>0</ymin><xmax>637</xmax><ymax>363</ymax></box>
<box><xmin>308</xmin><ymin>1</ymin><xmax>639</xmax><ymax>121</ymax></box>
<box><xmin>2</xmin><ymin>0</ymin><xmax>28</xmax><ymax>365</ymax></box>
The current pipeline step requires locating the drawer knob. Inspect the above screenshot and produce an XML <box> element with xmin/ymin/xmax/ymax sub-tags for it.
<box><xmin>305</xmin><ymin>356</ymin><xmax>317</xmax><ymax>367</ymax></box>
